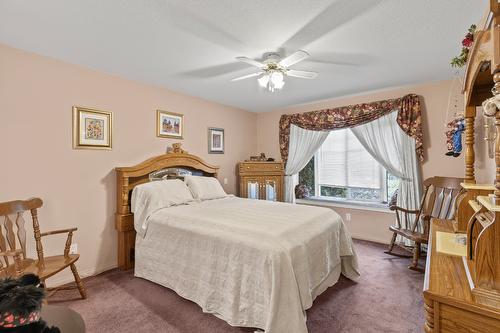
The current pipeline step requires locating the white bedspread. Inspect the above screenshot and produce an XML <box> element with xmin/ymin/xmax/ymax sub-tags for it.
<box><xmin>134</xmin><ymin>197</ymin><xmax>359</xmax><ymax>333</ymax></box>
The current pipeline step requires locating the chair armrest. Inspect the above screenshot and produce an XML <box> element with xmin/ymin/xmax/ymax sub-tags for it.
<box><xmin>40</xmin><ymin>227</ymin><xmax>77</xmax><ymax>237</ymax></box>
<box><xmin>389</xmin><ymin>205</ymin><xmax>420</xmax><ymax>214</ymax></box>
<box><xmin>39</xmin><ymin>228</ymin><xmax>77</xmax><ymax>257</ymax></box>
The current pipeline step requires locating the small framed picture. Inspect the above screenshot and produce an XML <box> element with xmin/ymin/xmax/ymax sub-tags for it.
<box><xmin>157</xmin><ymin>110</ymin><xmax>184</xmax><ymax>139</ymax></box>
<box><xmin>72</xmin><ymin>106</ymin><xmax>112</xmax><ymax>150</ymax></box>
<box><xmin>208</xmin><ymin>127</ymin><xmax>224</xmax><ymax>154</ymax></box>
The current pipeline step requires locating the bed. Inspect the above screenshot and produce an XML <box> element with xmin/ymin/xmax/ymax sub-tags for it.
<box><xmin>115</xmin><ymin>144</ymin><xmax>359</xmax><ymax>333</ymax></box>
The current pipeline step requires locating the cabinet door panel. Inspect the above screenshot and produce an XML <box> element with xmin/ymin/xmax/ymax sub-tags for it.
<box><xmin>244</xmin><ymin>177</ymin><xmax>261</xmax><ymax>200</ymax></box>
<box><xmin>260</xmin><ymin>176</ymin><xmax>283</xmax><ymax>201</ymax></box>
<box><xmin>263</xmin><ymin>179</ymin><xmax>277</xmax><ymax>201</ymax></box>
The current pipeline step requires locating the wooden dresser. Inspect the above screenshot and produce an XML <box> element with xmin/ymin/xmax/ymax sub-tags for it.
<box><xmin>238</xmin><ymin>161</ymin><xmax>284</xmax><ymax>202</ymax></box>
<box><xmin>423</xmin><ymin>219</ymin><xmax>500</xmax><ymax>332</ymax></box>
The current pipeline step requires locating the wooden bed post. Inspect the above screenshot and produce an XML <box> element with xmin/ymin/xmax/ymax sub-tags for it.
<box><xmin>464</xmin><ymin>107</ymin><xmax>476</xmax><ymax>184</ymax></box>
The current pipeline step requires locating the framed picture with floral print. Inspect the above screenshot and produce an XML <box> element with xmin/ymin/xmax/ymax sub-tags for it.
<box><xmin>208</xmin><ymin>127</ymin><xmax>224</xmax><ymax>154</ymax></box>
<box><xmin>72</xmin><ymin>106</ymin><xmax>113</xmax><ymax>150</ymax></box>
<box><xmin>157</xmin><ymin>110</ymin><xmax>184</xmax><ymax>139</ymax></box>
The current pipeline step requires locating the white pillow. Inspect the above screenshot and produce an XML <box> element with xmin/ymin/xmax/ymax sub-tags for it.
<box><xmin>131</xmin><ymin>179</ymin><xmax>194</xmax><ymax>236</ymax></box>
<box><xmin>184</xmin><ymin>175</ymin><xmax>227</xmax><ymax>200</ymax></box>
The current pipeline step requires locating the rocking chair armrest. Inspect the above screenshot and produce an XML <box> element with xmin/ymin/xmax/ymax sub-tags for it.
<box><xmin>40</xmin><ymin>227</ymin><xmax>78</xmax><ymax>237</ymax></box>
<box><xmin>389</xmin><ymin>205</ymin><xmax>420</xmax><ymax>215</ymax></box>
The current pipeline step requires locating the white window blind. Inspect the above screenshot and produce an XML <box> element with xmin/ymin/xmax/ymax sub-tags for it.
<box><xmin>317</xmin><ymin>129</ymin><xmax>382</xmax><ymax>189</ymax></box>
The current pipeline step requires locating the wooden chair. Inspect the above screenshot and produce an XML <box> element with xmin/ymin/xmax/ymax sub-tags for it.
<box><xmin>0</xmin><ymin>198</ymin><xmax>86</xmax><ymax>299</ymax></box>
<box><xmin>385</xmin><ymin>177</ymin><xmax>463</xmax><ymax>272</ymax></box>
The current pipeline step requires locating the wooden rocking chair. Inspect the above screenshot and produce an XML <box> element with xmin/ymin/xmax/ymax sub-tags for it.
<box><xmin>0</xmin><ymin>198</ymin><xmax>86</xmax><ymax>299</ymax></box>
<box><xmin>385</xmin><ymin>177</ymin><xmax>463</xmax><ymax>272</ymax></box>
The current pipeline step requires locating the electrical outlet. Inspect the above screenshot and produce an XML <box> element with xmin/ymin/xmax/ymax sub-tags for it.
<box><xmin>223</xmin><ymin>178</ymin><xmax>228</xmax><ymax>185</ymax></box>
<box><xmin>345</xmin><ymin>213</ymin><xmax>351</xmax><ymax>221</ymax></box>
<box><xmin>70</xmin><ymin>243</ymin><xmax>78</xmax><ymax>254</ymax></box>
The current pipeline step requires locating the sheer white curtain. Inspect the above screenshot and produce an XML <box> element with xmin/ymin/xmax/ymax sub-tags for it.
<box><xmin>350</xmin><ymin>112</ymin><xmax>422</xmax><ymax>229</ymax></box>
<box><xmin>285</xmin><ymin>124</ymin><xmax>329</xmax><ymax>203</ymax></box>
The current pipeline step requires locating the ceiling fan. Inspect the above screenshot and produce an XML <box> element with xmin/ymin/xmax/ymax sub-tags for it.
<box><xmin>231</xmin><ymin>50</ymin><xmax>318</xmax><ymax>92</ymax></box>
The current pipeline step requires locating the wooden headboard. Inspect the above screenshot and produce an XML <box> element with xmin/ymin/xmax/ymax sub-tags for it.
<box><xmin>115</xmin><ymin>143</ymin><xmax>219</xmax><ymax>270</ymax></box>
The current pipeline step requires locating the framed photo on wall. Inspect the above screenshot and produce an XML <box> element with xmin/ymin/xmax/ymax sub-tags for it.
<box><xmin>157</xmin><ymin>110</ymin><xmax>184</xmax><ymax>139</ymax></box>
<box><xmin>72</xmin><ymin>106</ymin><xmax>112</xmax><ymax>150</ymax></box>
<box><xmin>208</xmin><ymin>127</ymin><xmax>224</xmax><ymax>154</ymax></box>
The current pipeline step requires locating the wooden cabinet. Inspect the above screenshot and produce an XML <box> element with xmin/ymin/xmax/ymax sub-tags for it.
<box><xmin>238</xmin><ymin>162</ymin><xmax>284</xmax><ymax>202</ymax></box>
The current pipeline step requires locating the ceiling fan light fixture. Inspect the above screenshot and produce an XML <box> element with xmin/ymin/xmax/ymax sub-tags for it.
<box><xmin>273</xmin><ymin>78</ymin><xmax>285</xmax><ymax>90</ymax></box>
<box><xmin>270</xmin><ymin>71</ymin><xmax>284</xmax><ymax>86</ymax></box>
<box><xmin>233</xmin><ymin>50</ymin><xmax>315</xmax><ymax>92</ymax></box>
<box><xmin>258</xmin><ymin>74</ymin><xmax>270</xmax><ymax>88</ymax></box>
<box><xmin>258</xmin><ymin>70</ymin><xmax>285</xmax><ymax>92</ymax></box>
<box><xmin>268</xmin><ymin>71</ymin><xmax>285</xmax><ymax>92</ymax></box>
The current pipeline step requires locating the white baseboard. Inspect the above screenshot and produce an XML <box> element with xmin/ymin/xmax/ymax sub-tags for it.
<box><xmin>44</xmin><ymin>262</ymin><xmax>118</xmax><ymax>288</ymax></box>
<box><xmin>351</xmin><ymin>234</ymin><xmax>390</xmax><ymax>245</ymax></box>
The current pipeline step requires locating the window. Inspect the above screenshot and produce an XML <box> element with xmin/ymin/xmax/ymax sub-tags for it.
<box><xmin>299</xmin><ymin>129</ymin><xmax>399</xmax><ymax>204</ymax></box>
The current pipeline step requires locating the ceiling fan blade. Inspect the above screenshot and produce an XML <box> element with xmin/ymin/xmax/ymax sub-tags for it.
<box><xmin>231</xmin><ymin>72</ymin><xmax>262</xmax><ymax>81</ymax></box>
<box><xmin>236</xmin><ymin>57</ymin><xmax>265</xmax><ymax>68</ymax></box>
<box><xmin>287</xmin><ymin>69</ymin><xmax>318</xmax><ymax>79</ymax></box>
<box><xmin>279</xmin><ymin>50</ymin><xmax>310</xmax><ymax>67</ymax></box>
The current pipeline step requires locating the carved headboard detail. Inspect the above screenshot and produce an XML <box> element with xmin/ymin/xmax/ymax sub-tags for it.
<box><xmin>115</xmin><ymin>144</ymin><xmax>219</xmax><ymax>270</ymax></box>
<box><xmin>148</xmin><ymin>167</ymin><xmax>202</xmax><ymax>181</ymax></box>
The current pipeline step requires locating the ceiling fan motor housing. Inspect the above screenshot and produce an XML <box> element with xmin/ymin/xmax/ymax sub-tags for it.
<box><xmin>263</xmin><ymin>52</ymin><xmax>282</xmax><ymax>64</ymax></box>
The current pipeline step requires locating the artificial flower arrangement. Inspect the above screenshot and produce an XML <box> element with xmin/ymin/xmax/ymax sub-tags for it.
<box><xmin>450</xmin><ymin>24</ymin><xmax>476</xmax><ymax>68</ymax></box>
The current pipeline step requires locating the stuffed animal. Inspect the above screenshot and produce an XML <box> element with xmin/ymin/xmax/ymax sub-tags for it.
<box><xmin>0</xmin><ymin>274</ymin><xmax>60</xmax><ymax>333</ymax></box>
<box><xmin>294</xmin><ymin>184</ymin><xmax>310</xmax><ymax>199</ymax></box>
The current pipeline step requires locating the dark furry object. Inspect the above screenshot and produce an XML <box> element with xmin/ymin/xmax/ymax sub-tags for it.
<box><xmin>0</xmin><ymin>274</ymin><xmax>60</xmax><ymax>333</ymax></box>
<box><xmin>0</xmin><ymin>275</ymin><xmax>45</xmax><ymax>317</ymax></box>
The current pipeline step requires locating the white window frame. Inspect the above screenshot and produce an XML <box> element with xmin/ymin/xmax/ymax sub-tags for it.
<box><xmin>313</xmin><ymin>130</ymin><xmax>389</xmax><ymax>205</ymax></box>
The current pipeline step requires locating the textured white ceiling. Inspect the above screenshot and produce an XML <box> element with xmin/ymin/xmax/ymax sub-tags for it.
<box><xmin>0</xmin><ymin>0</ymin><xmax>487</xmax><ymax>112</ymax></box>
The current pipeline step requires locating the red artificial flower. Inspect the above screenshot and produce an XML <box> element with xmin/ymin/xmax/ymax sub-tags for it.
<box><xmin>462</xmin><ymin>37</ymin><xmax>473</xmax><ymax>47</ymax></box>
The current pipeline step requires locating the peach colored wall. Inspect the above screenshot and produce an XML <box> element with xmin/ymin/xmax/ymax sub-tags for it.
<box><xmin>0</xmin><ymin>44</ymin><xmax>257</xmax><ymax>285</ymax></box>
<box><xmin>257</xmin><ymin>80</ymin><xmax>495</xmax><ymax>244</ymax></box>
<box><xmin>2</xmin><ymin>42</ymin><xmax>494</xmax><ymax>283</ymax></box>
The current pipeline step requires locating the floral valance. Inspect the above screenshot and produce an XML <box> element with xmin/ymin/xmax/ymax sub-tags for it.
<box><xmin>279</xmin><ymin>94</ymin><xmax>423</xmax><ymax>164</ymax></box>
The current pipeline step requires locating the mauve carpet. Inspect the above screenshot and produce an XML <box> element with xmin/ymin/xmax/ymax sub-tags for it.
<box><xmin>51</xmin><ymin>240</ymin><xmax>424</xmax><ymax>333</ymax></box>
